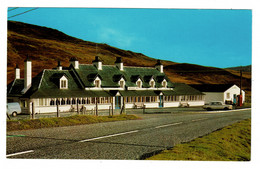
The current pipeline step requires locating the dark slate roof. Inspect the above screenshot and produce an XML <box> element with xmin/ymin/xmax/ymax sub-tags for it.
<box><xmin>7</xmin><ymin>79</ymin><xmax>24</xmax><ymax>97</ymax></box>
<box><xmin>75</xmin><ymin>64</ymin><xmax>174</xmax><ymax>88</ymax></box>
<box><xmin>23</xmin><ymin>89</ymin><xmax>112</xmax><ymax>98</ymax></box>
<box><xmin>173</xmin><ymin>83</ymin><xmax>204</xmax><ymax>95</ymax></box>
<box><xmin>189</xmin><ymin>84</ymin><xmax>235</xmax><ymax>92</ymax></box>
<box><xmin>9</xmin><ymin>63</ymin><xmax>202</xmax><ymax>99</ymax></box>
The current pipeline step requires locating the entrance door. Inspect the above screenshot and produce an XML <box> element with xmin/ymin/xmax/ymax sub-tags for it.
<box><xmin>159</xmin><ymin>95</ymin><xmax>163</xmax><ymax>108</ymax></box>
<box><xmin>115</xmin><ymin>96</ymin><xmax>121</xmax><ymax>109</ymax></box>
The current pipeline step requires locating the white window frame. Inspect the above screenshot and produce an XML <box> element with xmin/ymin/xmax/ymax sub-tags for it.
<box><xmin>119</xmin><ymin>78</ymin><xmax>125</xmax><ymax>88</ymax></box>
<box><xmin>161</xmin><ymin>79</ymin><xmax>167</xmax><ymax>88</ymax></box>
<box><xmin>136</xmin><ymin>78</ymin><xmax>142</xmax><ymax>88</ymax></box>
<box><xmin>60</xmin><ymin>75</ymin><xmax>68</xmax><ymax>89</ymax></box>
<box><xmin>149</xmin><ymin>78</ymin><xmax>155</xmax><ymax>88</ymax></box>
<box><xmin>94</xmin><ymin>76</ymin><xmax>101</xmax><ymax>88</ymax></box>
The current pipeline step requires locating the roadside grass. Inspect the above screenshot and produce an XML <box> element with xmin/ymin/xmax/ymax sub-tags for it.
<box><xmin>7</xmin><ymin>114</ymin><xmax>140</xmax><ymax>131</ymax></box>
<box><xmin>147</xmin><ymin>119</ymin><xmax>251</xmax><ymax>161</ymax></box>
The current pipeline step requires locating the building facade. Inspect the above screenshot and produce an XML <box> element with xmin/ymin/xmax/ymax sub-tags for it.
<box><xmin>190</xmin><ymin>84</ymin><xmax>245</xmax><ymax>104</ymax></box>
<box><xmin>7</xmin><ymin>56</ymin><xmax>205</xmax><ymax>114</ymax></box>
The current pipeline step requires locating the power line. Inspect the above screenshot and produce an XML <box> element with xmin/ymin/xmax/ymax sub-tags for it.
<box><xmin>8</xmin><ymin>7</ymin><xmax>19</xmax><ymax>12</ymax></box>
<box><xmin>8</xmin><ymin>8</ymin><xmax>38</xmax><ymax>19</ymax></box>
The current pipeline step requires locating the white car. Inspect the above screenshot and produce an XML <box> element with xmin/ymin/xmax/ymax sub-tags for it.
<box><xmin>7</xmin><ymin>102</ymin><xmax>22</xmax><ymax>117</ymax></box>
<box><xmin>203</xmin><ymin>101</ymin><xmax>233</xmax><ymax>111</ymax></box>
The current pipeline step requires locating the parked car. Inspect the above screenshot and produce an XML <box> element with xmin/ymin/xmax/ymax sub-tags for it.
<box><xmin>7</xmin><ymin>102</ymin><xmax>22</xmax><ymax>117</ymax></box>
<box><xmin>203</xmin><ymin>101</ymin><xmax>233</xmax><ymax>111</ymax></box>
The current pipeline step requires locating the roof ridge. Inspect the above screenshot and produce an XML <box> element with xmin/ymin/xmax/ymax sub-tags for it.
<box><xmin>38</xmin><ymin>70</ymin><xmax>45</xmax><ymax>89</ymax></box>
<box><xmin>8</xmin><ymin>79</ymin><xmax>16</xmax><ymax>94</ymax></box>
<box><xmin>124</xmin><ymin>65</ymin><xmax>156</xmax><ymax>69</ymax></box>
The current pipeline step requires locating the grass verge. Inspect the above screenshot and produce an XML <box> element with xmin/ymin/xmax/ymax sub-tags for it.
<box><xmin>147</xmin><ymin>119</ymin><xmax>251</xmax><ymax>161</ymax></box>
<box><xmin>7</xmin><ymin>114</ymin><xmax>140</xmax><ymax>131</ymax></box>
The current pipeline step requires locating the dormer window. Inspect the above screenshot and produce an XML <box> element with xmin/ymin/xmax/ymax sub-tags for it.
<box><xmin>150</xmin><ymin>79</ymin><xmax>155</xmax><ymax>88</ymax></box>
<box><xmin>119</xmin><ymin>79</ymin><xmax>125</xmax><ymax>88</ymax></box>
<box><xmin>60</xmin><ymin>75</ymin><xmax>68</xmax><ymax>89</ymax></box>
<box><xmin>136</xmin><ymin>79</ymin><xmax>142</xmax><ymax>88</ymax></box>
<box><xmin>94</xmin><ymin>79</ymin><xmax>101</xmax><ymax>88</ymax></box>
<box><xmin>162</xmin><ymin>79</ymin><xmax>167</xmax><ymax>88</ymax></box>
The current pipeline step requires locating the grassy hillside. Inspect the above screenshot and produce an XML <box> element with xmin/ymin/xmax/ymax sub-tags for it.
<box><xmin>7</xmin><ymin>21</ymin><xmax>251</xmax><ymax>93</ymax></box>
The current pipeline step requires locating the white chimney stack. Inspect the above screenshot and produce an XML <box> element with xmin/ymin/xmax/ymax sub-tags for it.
<box><xmin>115</xmin><ymin>57</ymin><xmax>123</xmax><ymax>71</ymax></box>
<box><xmin>15</xmin><ymin>64</ymin><xmax>20</xmax><ymax>79</ymax></box>
<box><xmin>22</xmin><ymin>56</ymin><xmax>32</xmax><ymax>93</ymax></box>
<box><xmin>69</xmin><ymin>57</ymin><xmax>79</xmax><ymax>69</ymax></box>
<box><xmin>155</xmin><ymin>60</ymin><xmax>163</xmax><ymax>73</ymax></box>
<box><xmin>93</xmin><ymin>56</ymin><xmax>102</xmax><ymax>70</ymax></box>
<box><xmin>57</xmin><ymin>61</ymin><xmax>62</xmax><ymax>70</ymax></box>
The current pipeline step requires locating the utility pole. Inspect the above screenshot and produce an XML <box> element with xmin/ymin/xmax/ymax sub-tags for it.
<box><xmin>239</xmin><ymin>67</ymin><xmax>243</xmax><ymax>106</ymax></box>
<box><xmin>240</xmin><ymin>67</ymin><xmax>242</xmax><ymax>95</ymax></box>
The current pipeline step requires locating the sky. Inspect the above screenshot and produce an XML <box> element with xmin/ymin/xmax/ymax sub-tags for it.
<box><xmin>7</xmin><ymin>8</ymin><xmax>252</xmax><ymax>68</ymax></box>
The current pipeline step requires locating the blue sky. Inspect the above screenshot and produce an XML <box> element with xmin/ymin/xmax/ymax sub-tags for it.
<box><xmin>8</xmin><ymin>8</ymin><xmax>252</xmax><ymax>68</ymax></box>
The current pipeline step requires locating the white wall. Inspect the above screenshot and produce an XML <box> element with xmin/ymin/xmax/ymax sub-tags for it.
<box><xmin>204</xmin><ymin>92</ymin><xmax>224</xmax><ymax>103</ymax></box>
<box><xmin>224</xmin><ymin>85</ymin><xmax>245</xmax><ymax>103</ymax></box>
<box><xmin>144</xmin><ymin>102</ymin><xmax>159</xmax><ymax>108</ymax></box>
<box><xmin>188</xmin><ymin>101</ymin><xmax>205</xmax><ymax>107</ymax></box>
<box><xmin>163</xmin><ymin>102</ymin><xmax>180</xmax><ymax>107</ymax></box>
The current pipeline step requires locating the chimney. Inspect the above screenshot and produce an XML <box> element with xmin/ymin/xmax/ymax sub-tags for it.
<box><xmin>22</xmin><ymin>56</ymin><xmax>32</xmax><ymax>93</ymax></box>
<box><xmin>57</xmin><ymin>61</ymin><xmax>62</xmax><ymax>70</ymax></box>
<box><xmin>92</xmin><ymin>56</ymin><xmax>102</xmax><ymax>70</ymax></box>
<box><xmin>115</xmin><ymin>57</ymin><xmax>123</xmax><ymax>71</ymax></box>
<box><xmin>155</xmin><ymin>60</ymin><xmax>163</xmax><ymax>73</ymax></box>
<box><xmin>69</xmin><ymin>57</ymin><xmax>79</xmax><ymax>69</ymax></box>
<box><xmin>15</xmin><ymin>64</ymin><xmax>20</xmax><ymax>79</ymax></box>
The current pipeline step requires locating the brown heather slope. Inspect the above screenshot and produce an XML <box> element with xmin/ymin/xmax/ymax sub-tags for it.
<box><xmin>7</xmin><ymin>21</ymin><xmax>251</xmax><ymax>93</ymax></box>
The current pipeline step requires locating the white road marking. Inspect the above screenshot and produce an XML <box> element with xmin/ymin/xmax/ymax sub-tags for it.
<box><xmin>204</xmin><ymin>108</ymin><xmax>251</xmax><ymax>113</ymax></box>
<box><xmin>6</xmin><ymin>150</ymin><xmax>34</xmax><ymax>157</ymax></box>
<box><xmin>78</xmin><ymin>130</ymin><xmax>139</xmax><ymax>143</ymax></box>
<box><xmin>155</xmin><ymin>122</ymin><xmax>183</xmax><ymax>129</ymax></box>
<box><xmin>192</xmin><ymin>118</ymin><xmax>208</xmax><ymax>122</ymax></box>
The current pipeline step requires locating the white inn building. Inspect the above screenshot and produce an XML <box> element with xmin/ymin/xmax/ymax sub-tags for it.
<box><xmin>7</xmin><ymin>56</ymin><xmax>205</xmax><ymax>114</ymax></box>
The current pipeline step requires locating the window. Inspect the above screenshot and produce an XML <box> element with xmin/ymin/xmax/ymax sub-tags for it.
<box><xmin>77</xmin><ymin>99</ymin><xmax>81</xmax><ymax>104</ymax></box>
<box><xmin>50</xmin><ymin>100</ymin><xmax>55</xmax><ymax>105</ymax></box>
<box><xmin>95</xmin><ymin>80</ymin><xmax>100</xmax><ymax>88</ymax></box>
<box><xmin>137</xmin><ymin>81</ymin><xmax>142</xmax><ymax>88</ymax></box>
<box><xmin>72</xmin><ymin>98</ymin><xmax>76</xmax><ymax>105</ymax></box>
<box><xmin>120</xmin><ymin>80</ymin><xmax>124</xmax><ymax>88</ymax></box>
<box><xmin>56</xmin><ymin>99</ymin><xmax>60</xmax><ymax>105</ymax></box>
<box><xmin>82</xmin><ymin>99</ymin><xmax>86</xmax><ymax>104</ymax></box>
<box><xmin>61</xmin><ymin>99</ymin><xmax>66</xmax><ymax>105</ymax></box>
<box><xmin>151</xmin><ymin>81</ymin><xmax>155</xmax><ymax>88</ymax></box>
<box><xmin>66</xmin><ymin>98</ymin><xmax>71</xmax><ymax>105</ymax></box>
<box><xmin>226</xmin><ymin>93</ymin><xmax>230</xmax><ymax>99</ymax></box>
<box><xmin>162</xmin><ymin>81</ymin><xmax>167</xmax><ymax>88</ymax></box>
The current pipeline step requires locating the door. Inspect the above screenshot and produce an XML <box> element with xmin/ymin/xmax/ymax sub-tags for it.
<box><xmin>159</xmin><ymin>95</ymin><xmax>163</xmax><ymax>108</ymax></box>
<box><xmin>115</xmin><ymin>96</ymin><xmax>121</xmax><ymax>109</ymax></box>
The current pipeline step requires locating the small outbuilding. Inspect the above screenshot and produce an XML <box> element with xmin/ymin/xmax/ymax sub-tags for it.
<box><xmin>190</xmin><ymin>84</ymin><xmax>245</xmax><ymax>104</ymax></box>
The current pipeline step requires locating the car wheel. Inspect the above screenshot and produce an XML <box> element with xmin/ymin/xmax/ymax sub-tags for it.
<box><xmin>224</xmin><ymin>107</ymin><xmax>229</xmax><ymax>110</ymax></box>
<box><xmin>12</xmin><ymin>111</ymin><xmax>17</xmax><ymax>117</ymax></box>
<box><xmin>206</xmin><ymin>108</ymin><xmax>212</xmax><ymax>111</ymax></box>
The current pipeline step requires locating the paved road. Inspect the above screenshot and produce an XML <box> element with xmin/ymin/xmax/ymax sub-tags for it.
<box><xmin>6</xmin><ymin>108</ymin><xmax>251</xmax><ymax>159</ymax></box>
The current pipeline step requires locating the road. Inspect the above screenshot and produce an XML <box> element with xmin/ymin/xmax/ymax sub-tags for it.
<box><xmin>6</xmin><ymin>108</ymin><xmax>251</xmax><ymax>159</ymax></box>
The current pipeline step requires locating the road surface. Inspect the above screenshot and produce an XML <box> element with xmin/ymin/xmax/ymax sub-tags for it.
<box><xmin>6</xmin><ymin>108</ymin><xmax>251</xmax><ymax>159</ymax></box>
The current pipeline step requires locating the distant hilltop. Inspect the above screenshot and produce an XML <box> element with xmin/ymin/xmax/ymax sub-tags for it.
<box><xmin>7</xmin><ymin>21</ymin><xmax>251</xmax><ymax>93</ymax></box>
<box><xmin>226</xmin><ymin>65</ymin><xmax>251</xmax><ymax>72</ymax></box>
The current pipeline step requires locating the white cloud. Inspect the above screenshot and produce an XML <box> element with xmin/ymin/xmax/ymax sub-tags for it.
<box><xmin>97</xmin><ymin>28</ymin><xmax>137</xmax><ymax>49</ymax></box>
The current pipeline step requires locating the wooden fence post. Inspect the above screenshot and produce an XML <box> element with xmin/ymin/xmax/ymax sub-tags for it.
<box><xmin>31</xmin><ymin>102</ymin><xmax>35</xmax><ymax>119</ymax></box>
<box><xmin>96</xmin><ymin>97</ymin><xmax>98</xmax><ymax>116</ymax></box>
<box><xmin>56</xmin><ymin>101</ymin><xmax>60</xmax><ymax>117</ymax></box>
